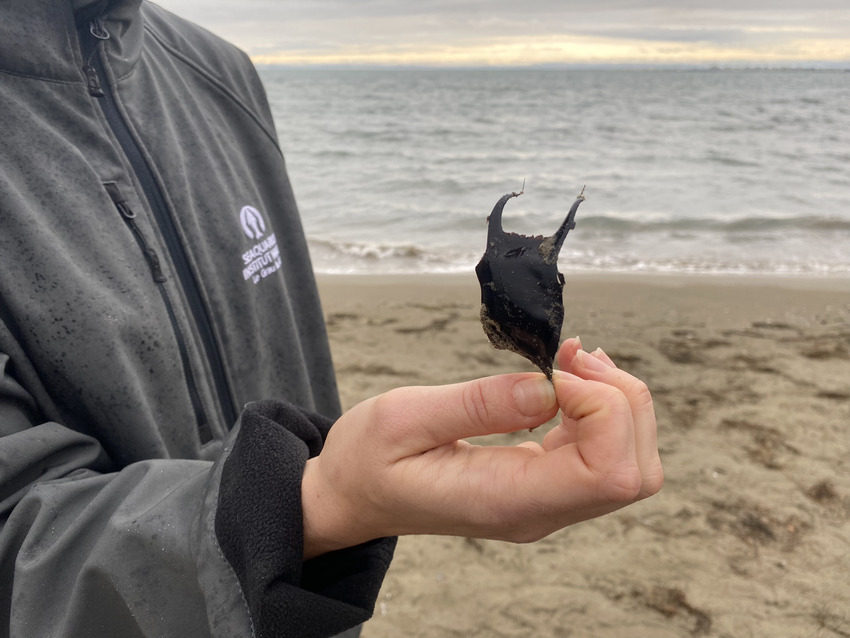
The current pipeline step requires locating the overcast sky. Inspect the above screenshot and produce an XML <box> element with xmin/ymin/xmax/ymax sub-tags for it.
<box><xmin>153</xmin><ymin>1</ymin><xmax>850</xmax><ymax>66</ymax></box>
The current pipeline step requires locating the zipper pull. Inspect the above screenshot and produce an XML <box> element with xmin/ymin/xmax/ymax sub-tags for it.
<box><xmin>83</xmin><ymin>17</ymin><xmax>110</xmax><ymax>98</ymax></box>
<box><xmin>90</xmin><ymin>17</ymin><xmax>110</xmax><ymax>41</ymax></box>
<box><xmin>105</xmin><ymin>182</ymin><xmax>167</xmax><ymax>283</ymax></box>
<box><xmin>84</xmin><ymin>65</ymin><xmax>104</xmax><ymax>97</ymax></box>
<box><xmin>119</xmin><ymin>202</ymin><xmax>167</xmax><ymax>283</ymax></box>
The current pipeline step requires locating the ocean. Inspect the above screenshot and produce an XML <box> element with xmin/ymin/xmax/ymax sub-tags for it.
<box><xmin>258</xmin><ymin>67</ymin><xmax>850</xmax><ymax>277</ymax></box>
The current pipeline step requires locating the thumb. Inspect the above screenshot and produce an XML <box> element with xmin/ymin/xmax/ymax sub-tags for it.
<box><xmin>371</xmin><ymin>373</ymin><xmax>559</xmax><ymax>456</ymax></box>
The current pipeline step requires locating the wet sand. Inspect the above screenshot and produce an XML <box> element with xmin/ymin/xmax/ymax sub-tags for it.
<box><xmin>317</xmin><ymin>273</ymin><xmax>850</xmax><ymax>638</ymax></box>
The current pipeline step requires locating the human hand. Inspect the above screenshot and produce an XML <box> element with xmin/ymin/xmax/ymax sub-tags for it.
<box><xmin>301</xmin><ymin>338</ymin><xmax>663</xmax><ymax>559</ymax></box>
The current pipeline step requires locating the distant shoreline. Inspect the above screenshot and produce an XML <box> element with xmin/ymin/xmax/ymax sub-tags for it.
<box><xmin>256</xmin><ymin>63</ymin><xmax>850</xmax><ymax>71</ymax></box>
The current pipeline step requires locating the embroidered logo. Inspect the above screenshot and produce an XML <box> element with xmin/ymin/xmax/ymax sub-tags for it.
<box><xmin>240</xmin><ymin>205</ymin><xmax>266</xmax><ymax>239</ymax></box>
<box><xmin>239</xmin><ymin>206</ymin><xmax>281</xmax><ymax>284</ymax></box>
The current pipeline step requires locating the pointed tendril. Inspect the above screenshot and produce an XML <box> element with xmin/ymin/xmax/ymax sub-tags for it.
<box><xmin>549</xmin><ymin>187</ymin><xmax>586</xmax><ymax>255</ymax></box>
<box><xmin>486</xmin><ymin>184</ymin><xmax>524</xmax><ymax>240</ymax></box>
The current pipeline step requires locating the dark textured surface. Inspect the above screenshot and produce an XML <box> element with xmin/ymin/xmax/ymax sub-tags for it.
<box><xmin>475</xmin><ymin>191</ymin><xmax>584</xmax><ymax>378</ymax></box>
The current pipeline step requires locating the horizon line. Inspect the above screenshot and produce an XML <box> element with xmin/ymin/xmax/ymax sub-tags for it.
<box><xmin>253</xmin><ymin>61</ymin><xmax>850</xmax><ymax>70</ymax></box>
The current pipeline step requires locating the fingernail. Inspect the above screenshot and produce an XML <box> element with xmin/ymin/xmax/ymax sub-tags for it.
<box><xmin>513</xmin><ymin>376</ymin><xmax>557</xmax><ymax>416</ymax></box>
<box><xmin>574</xmin><ymin>335</ymin><xmax>582</xmax><ymax>349</ymax></box>
<box><xmin>593</xmin><ymin>347</ymin><xmax>616</xmax><ymax>367</ymax></box>
<box><xmin>576</xmin><ymin>349</ymin><xmax>608</xmax><ymax>373</ymax></box>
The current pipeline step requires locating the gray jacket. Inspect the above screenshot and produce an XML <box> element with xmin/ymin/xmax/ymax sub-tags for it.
<box><xmin>0</xmin><ymin>0</ymin><xmax>395</xmax><ymax>636</ymax></box>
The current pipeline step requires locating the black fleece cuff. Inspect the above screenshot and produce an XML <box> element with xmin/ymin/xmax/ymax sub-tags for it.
<box><xmin>215</xmin><ymin>400</ymin><xmax>396</xmax><ymax>638</ymax></box>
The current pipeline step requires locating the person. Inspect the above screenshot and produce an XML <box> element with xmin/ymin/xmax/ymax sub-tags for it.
<box><xmin>0</xmin><ymin>1</ymin><xmax>663</xmax><ymax>637</ymax></box>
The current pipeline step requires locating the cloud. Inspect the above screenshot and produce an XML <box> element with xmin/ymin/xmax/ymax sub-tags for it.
<box><xmin>154</xmin><ymin>0</ymin><xmax>850</xmax><ymax>65</ymax></box>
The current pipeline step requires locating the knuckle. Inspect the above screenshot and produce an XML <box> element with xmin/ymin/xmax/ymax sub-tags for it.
<box><xmin>640</xmin><ymin>462</ymin><xmax>665</xmax><ymax>499</ymax></box>
<box><xmin>491</xmin><ymin>512</ymin><xmax>548</xmax><ymax>545</ymax></box>
<box><xmin>368</xmin><ymin>389</ymin><xmax>399</xmax><ymax>422</ymax></box>
<box><xmin>624</xmin><ymin>376</ymin><xmax>654</xmax><ymax>411</ymax></box>
<box><xmin>572</xmin><ymin>382</ymin><xmax>628</xmax><ymax>422</ymax></box>
<box><xmin>600</xmin><ymin>463</ymin><xmax>643</xmax><ymax>504</ymax></box>
<box><xmin>367</xmin><ymin>388</ymin><xmax>410</xmax><ymax>442</ymax></box>
<box><xmin>600</xmin><ymin>386</ymin><xmax>633</xmax><ymax>422</ymax></box>
<box><xmin>507</xmin><ymin>528</ymin><xmax>547</xmax><ymax>545</ymax></box>
<box><xmin>477</xmin><ymin>490</ymin><xmax>548</xmax><ymax>544</ymax></box>
<box><xmin>460</xmin><ymin>381</ymin><xmax>492</xmax><ymax>427</ymax></box>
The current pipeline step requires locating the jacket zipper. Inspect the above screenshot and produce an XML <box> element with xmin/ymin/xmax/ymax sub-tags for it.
<box><xmin>105</xmin><ymin>182</ymin><xmax>214</xmax><ymax>444</ymax></box>
<box><xmin>83</xmin><ymin>18</ymin><xmax>238</xmax><ymax>439</ymax></box>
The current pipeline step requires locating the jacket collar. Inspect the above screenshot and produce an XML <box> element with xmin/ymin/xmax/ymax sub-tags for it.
<box><xmin>0</xmin><ymin>0</ymin><xmax>144</xmax><ymax>82</ymax></box>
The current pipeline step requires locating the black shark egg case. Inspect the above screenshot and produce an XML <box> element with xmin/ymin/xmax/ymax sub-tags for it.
<box><xmin>475</xmin><ymin>187</ymin><xmax>585</xmax><ymax>379</ymax></box>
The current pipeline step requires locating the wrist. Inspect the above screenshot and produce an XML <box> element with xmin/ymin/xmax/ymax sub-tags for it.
<box><xmin>301</xmin><ymin>457</ymin><xmax>362</xmax><ymax>560</ymax></box>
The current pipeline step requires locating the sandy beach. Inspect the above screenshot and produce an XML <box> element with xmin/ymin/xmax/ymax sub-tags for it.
<box><xmin>316</xmin><ymin>273</ymin><xmax>850</xmax><ymax>638</ymax></box>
